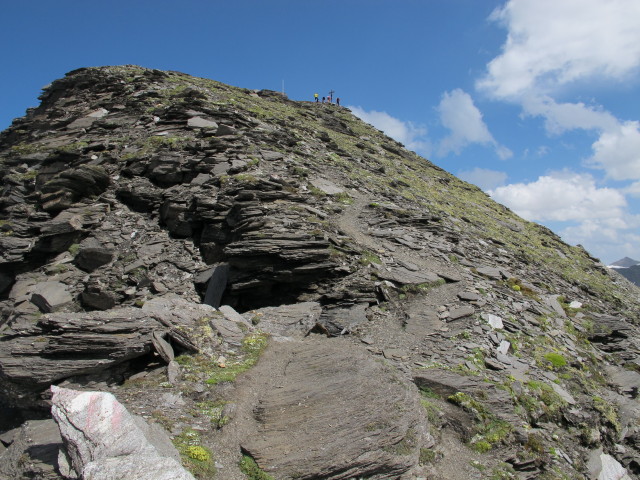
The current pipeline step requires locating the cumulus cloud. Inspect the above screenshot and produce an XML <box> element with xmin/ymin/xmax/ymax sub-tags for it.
<box><xmin>561</xmin><ymin>218</ymin><xmax>640</xmax><ymax>264</ymax></box>
<box><xmin>623</xmin><ymin>181</ymin><xmax>640</xmax><ymax>198</ymax></box>
<box><xmin>437</xmin><ymin>89</ymin><xmax>512</xmax><ymax>159</ymax></box>
<box><xmin>521</xmin><ymin>95</ymin><xmax>618</xmax><ymax>135</ymax></box>
<box><xmin>348</xmin><ymin>106</ymin><xmax>430</xmax><ymax>154</ymax></box>
<box><xmin>488</xmin><ymin>171</ymin><xmax>627</xmax><ymax>222</ymax></box>
<box><xmin>478</xmin><ymin>0</ymin><xmax>640</xmax><ymax>99</ymax></box>
<box><xmin>586</xmin><ymin>121</ymin><xmax>640</xmax><ymax>181</ymax></box>
<box><xmin>477</xmin><ymin>0</ymin><xmax>640</xmax><ymax>184</ymax></box>
<box><xmin>458</xmin><ymin>167</ymin><xmax>507</xmax><ymax>191</ymax></box>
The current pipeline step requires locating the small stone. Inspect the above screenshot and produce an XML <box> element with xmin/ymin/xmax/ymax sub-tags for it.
<box><xmin>448</xmin><ymin>306</ymin><xmax>474</xmax><ymax>321</ymax></box>
<box><xmin>483</xmin><ymin>313</ymin><xmax>504</xmax><ymax>330</ymax></box>
<box><xmin>187</xmin><ymin>117</ymin><xmax>218</xmax><ymax>129</ymax></box>
<box><xmin>497</xmin><ymin>340</ymin><xmax>511</xmax><ymax>355</ymax></box>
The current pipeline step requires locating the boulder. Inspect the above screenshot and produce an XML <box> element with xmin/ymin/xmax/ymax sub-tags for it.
<box><xmin>250</xmin><ymin>301</ymin><xmax>322</xmax><ymax>337</ymax></box>
<box><xmin>240</xmin><ymin>338</ymin><xmax>431</xmax><ymax>479</ymax></box>
<box><xmin>74</xmin><ymin>245</ymin><xmax>114</xmax><ymax>272</ymax></box>
<box><xmin>587</xmin><ymin>449</ymin><xmax>632</xmax><ymax>480</ymax></box>
<box><xmin>51</xmin><ymin>386</ymin><xmax>195</xmax><ymax>480</ymax></box>
<box><xmin>30</xmin><ymin>281</ymin><xmax>73</xmax><ymax>313</ymax></box>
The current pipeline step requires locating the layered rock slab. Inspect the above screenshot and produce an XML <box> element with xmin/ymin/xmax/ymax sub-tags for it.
<box><xmin>240</xmin><ymin>337</ymin><xmax>430</xmax><ymax>479</ymax></box>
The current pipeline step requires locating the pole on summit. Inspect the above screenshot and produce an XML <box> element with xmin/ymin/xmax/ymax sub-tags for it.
<box><xmin>328</xmin><ymin>89</ymin><xmax>335</xmax><ymax>103</ymax></box>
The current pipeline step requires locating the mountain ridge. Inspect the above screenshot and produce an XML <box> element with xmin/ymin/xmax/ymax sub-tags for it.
<box><xmin>0</xmin><ymin>65</ymin><xmax>639</xmax><ymax>480</ymax></box>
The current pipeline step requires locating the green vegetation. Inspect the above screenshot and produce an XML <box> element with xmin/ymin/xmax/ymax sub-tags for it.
<box><xmin>359</xmin><ymin>250</ymin><xmax>382</xmax><ymax>266</ymax></box>
<box><xmin>172</xmin><ymin>428</ymin><xmax>216</xmax><ymax>479</ymax></box>
<box><xmin>543</xmin><ymin>352</ymin><xmax>567</xmax><ymax>369</ymax></box>
<box><xmin>419</xmin><ymin>447</ymin><xmax>437</xmax><ymax>464</ymax></box>
<box><xmin>400</xmin><ymin>279</ymin><xmax>447</xmax><ymax>294</ymax></box>
<box><xmin>205</xmin><ymin>332</ymin><xmax>268</xmax><ymax>385</ymax></box>
<box><xmin>519</xmin><ymin>380</ymin><xmax>567</xmax><ymax>421</ymax></box>
<box><xmin>68</xmin><ymin>243</ymin><xmax>81</xmax><ymax>256</ymax></box>
<box><xmin>239</xmin><ymin>454</ymin><xmax>275</xmax><ymax>480</ymax></box>
<box><xmin>193</xmin><ymin>400</ymin><xmax>229</xmax><ymax>428</ymax></box>
<box><xmin>593</xmin><ymin>396</ymin><xmax>621</xmax><ymax>433</ymax></box>
<box><xmin>447</xmin><ymin>392</ymin><xmax>512</xmax><ymax>452</ymax></box>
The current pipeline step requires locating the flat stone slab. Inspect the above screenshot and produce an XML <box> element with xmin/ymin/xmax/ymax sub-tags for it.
<box><xmin>30</xmin><ymin>281</ymin><xmax>73</xmax><ymax>313</ymax></box>
<box><xmin>310</xmin><ymin>178</ymin><xmax>344</xmax><ymax>195</ymax></box>
<box><xmin>448</xmin><ymin>305</ymin><xmax>475</xmax><ymax>321</ymax></box>
<box><xmin>240</xmin><ymin>338</ymin><xmax>429</xmax><ymax>479</ymax></box>
<box><xmin>250</xmin><ymin>301</ymin><xmax>321</xmax><ymax>337</ymax></box>
<box><xmin>187</xmin><ymin>116</ymin><xmax>218</xmax><ymax>129</ymax></box>
<box><xmin>375</xmin><ymin>267</ymin><xmax>441</xmax><ymax>286</ymax></box>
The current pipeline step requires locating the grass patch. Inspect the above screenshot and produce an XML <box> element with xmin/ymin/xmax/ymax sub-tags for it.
<box><xmin>543</xmin><ymin>352</ymin><xmax>567</xmax><ymax>369</ymax></box>
<box><xmin>447</xmin><ymin>392</ymin><xmax>512</xmax><ymax>452</ymax></box>
<box><xmin>239</xmin><ymin>454</ymin><xmax>275</xmax><ymax>480</ymax></box>
<box><xmin>359</xmin><ymin>250</ymin><xmax>382</xmax><ymax>266</ymax></box>
<box><xmin>205</xmin><ymin>332</ymin><xmax>268</xmax><ymax>385</ymax></box>
<box><xmin>172</xmin><ymin>428</ymin><xmax>216</xmax><ymax>479</ymax></box>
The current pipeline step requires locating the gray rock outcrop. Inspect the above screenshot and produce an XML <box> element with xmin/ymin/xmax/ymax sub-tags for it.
<box><xmin>51</xmin><ymin>385</ymin><xmax>195</xmax><ymax>480</ymax></box>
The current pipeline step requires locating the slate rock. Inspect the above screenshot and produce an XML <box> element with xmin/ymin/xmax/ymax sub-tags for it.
<box><xmin>249</xmin><ymin>301</ymin><xmax>322</xmax><ymax>337</ymax></box>
<box><xmin>202</xmin><ymin>263</ymin><xmax>230</xmax><ymax>308</ymax></box>
<box><xmin>240</xmin><ymin>338</ymin><xmax>430</xmax><ymax>479</ymax></box>
<box><xmin>317</xmin><ymin>303</ymin><xmax>369</xmax><ymax>335</ymax></box>
<box><xmin>74</xmin><ymin>245</ymin><xmax>114</xmax><ymax>272</ymax></box>
<box><xmin>413</xmin><ymin>368</ymin><xmax>520</xmax><ymax>425</ymax></box>
<box><xmin>310</xmin><ymin>178</ymin><xmax>344</xmax><ymax>195</ymax></box>
<box><xmin>0</xmin><ymin>419</ymin><xmax>62</xmax><ymax>480</ymax></box>
<box><xmin>587</xmin><ymin>449</ymin><xmax>632</xmax><ymax>480</ymax></box>
<box><xmin>51</xmin><ymin>386</ymin><xmax>195</xmax><ymax>480</ymax></box>
<box><xmin>458</xmin><ymin>291</ymin><xmax>480</xmax><ymax>302</ymax></box>
<box><xmin>30</xmin><ymin>281</ymin><xmax>73</xmax><ymax>313</ymax></box>
<box><xmin>187</xmin><ymin>116</ymin><xmax>218</xmax><ymax>129</ymax></box>
<box><xmin>448</xmin><ymin>305</ymin><xmax>475</xmax><ymax>321</ymax></box>
<box><xmin>209</xmin><ymin>315</ymin><xmax>246</xmax><ymax>346</ymax></box>
<box><xmin>375</xmin><ymin>267</ymin><xmax>441</xmax><ymax>286</ymax></box>
<box><xmin>476</xmin><ymin>266</ymin><xmax>503</xmax><ymax>280</ymax></box>
<box><xmin>0</xmin><ymin>297</ymin><xmax>207</xmax><ymax>409</ymax></box>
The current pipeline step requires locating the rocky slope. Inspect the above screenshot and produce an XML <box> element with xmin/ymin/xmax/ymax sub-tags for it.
<box><xmin>0</xmin><ymin>65</ymin><xmax>639</xmax><ymax>479</ymax></box>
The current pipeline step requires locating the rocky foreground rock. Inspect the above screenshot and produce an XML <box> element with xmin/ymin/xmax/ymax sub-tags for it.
<box><xmin>0</xmin><ymin>65</ymin><xmax>639</xmax><ymax>479</ymax></box>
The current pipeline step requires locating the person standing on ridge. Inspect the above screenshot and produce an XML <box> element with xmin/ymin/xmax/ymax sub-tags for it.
<box><xmin>336</xmin><ymin>97</ymin><xmax>340</xmax><ymax>106</ymax></box>
<box><xmin>322</xmin><ymin>96</ymin><xmax>326</xmax><ymax>103</ymax></box>
<box><xmin>314</xmin><ymin>93</ymin><xmax>319</xmax><ymax>103</ymax></box>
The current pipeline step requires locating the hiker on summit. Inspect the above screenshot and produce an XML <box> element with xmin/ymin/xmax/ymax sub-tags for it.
<box><xmin>336</xmin><ymin>98</ymin><xmax>340</xmax><ymax>106</ymax></box>
<box><xmin>322</xmin><ymin>96</ymin><xmax>326</xmax><ymax>103</ymax></box>
<box><xmin>314</xmin><ymin>93</ymin><xmax>319</xmax><ymax>102</ymax></box>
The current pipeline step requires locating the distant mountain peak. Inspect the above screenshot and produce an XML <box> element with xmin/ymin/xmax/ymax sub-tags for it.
<box><xmin>609</xmin><ymin>256</ymin><xmax>640</xmax><ymax>268</ymax></box>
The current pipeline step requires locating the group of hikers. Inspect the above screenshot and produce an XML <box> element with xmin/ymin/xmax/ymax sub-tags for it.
<box><xmin>314</xmin><ymin>92</ymin><xmax>340</xmax><ymax>106</ymax></box>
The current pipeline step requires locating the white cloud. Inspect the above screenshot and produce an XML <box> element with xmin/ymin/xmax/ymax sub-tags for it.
<box><xmin>348</xmin><ymin>106</ymin><xmax>430</xmax><ymax>153</ymax></box>
<box><xmin>488</xmin><ymin>171</ymin><xmax>626</xmax><ymax>222</ymax></box>
<box><xmin>586</xmin><ymin>121</ymin><xmax>640</xmax><ymax>180</ymax></box>
<box><xmin>437</xmin><ymin>89</ymin><xmax>512</xmax><ymax>159</ymax></box>
<box><xmin>561</xmin><ymin>217</ymin><xmax>640</xmax><ymax>264</ymax></box>
<box><xmin>623</xmin><ymin>181</ymin><xmax>640</xmax><ymax>198</ymax></box>
<box><xmin>477</xmin><ymin>0</ymin><xmax>640</xmax><ymax>183</ymax></box>
<box><xmin>478</xmin><ymin>0</ymin><xmax>640</xmax><ymax>99</ymax></box>
<box><xmin>458</xmin><ymin>167</ymin><xmax>507</xmax><ymax>191</ymax></box>
<box><xmin>521</xmin><ymin>95</ymin><xmax>618</xmax><ymax>135</ymax></box>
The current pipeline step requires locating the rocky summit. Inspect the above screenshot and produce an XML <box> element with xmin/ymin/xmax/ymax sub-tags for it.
<box><xmin>0</xmin><ymin>65</ymin><xmax>639</xmax><ymax>480</ymax></box>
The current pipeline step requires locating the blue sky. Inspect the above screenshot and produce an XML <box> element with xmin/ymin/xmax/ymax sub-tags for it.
<box><xmin>2</xmin><ymin>0</ymin><xmax>640</xmax><ymax>264</ymax></box>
